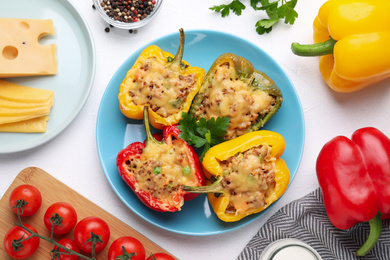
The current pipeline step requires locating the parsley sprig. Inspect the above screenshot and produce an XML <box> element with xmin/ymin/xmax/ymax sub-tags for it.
<box><xmin>178</xmin><ymin>112</ymin><xmax>230</xmax><ymax>160</ymax></box>
<box><xmin>210</xmin><ymin>0</ymin><xmax>298</xmax><ymax>35</ymax></box>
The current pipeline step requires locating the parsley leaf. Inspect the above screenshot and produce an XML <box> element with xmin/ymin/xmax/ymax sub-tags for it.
<box><xmin>211</xmin><ymin>0</ymin><xmax>299</xmax><ymax>35</ymax></box>
<box><xmin>277</xmin><ymin>0</ymin><xmax>298</xmax><ymax>25</ymax></box>
<box><xmin>176</xmin><ymin>112</ymin><xmax>208</xmax><ymax>148</ymax></box>
<box><xmin>178</xmin><ymin>112</ymin><xmax>230</xmax><ymax>160</ymax></box>
<box><xmin>210</xmin><ymin>0</ymin><xmax>246</xmax><ymax>17</ymax></box>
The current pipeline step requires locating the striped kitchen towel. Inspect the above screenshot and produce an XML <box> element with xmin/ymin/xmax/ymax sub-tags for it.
<box><xmin>237</xmin><ymin>188</ymin><xmax>390</xmax><ymax>260</ymax></box>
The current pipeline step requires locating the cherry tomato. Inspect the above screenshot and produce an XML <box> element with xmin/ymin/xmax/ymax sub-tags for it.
<box><xmin>52</xmin><ymin>238</ymin><xmax>80</xmax><ymax>260</ymax></box>
<box><xmin>9</xmin><ymin>184</ymin><xmax>42</xmax><ymax>217</ymax></box>
<box><xmin>4</xmin><ymin>224</ymin><xmax>40</xmax><ymax>259</ymax></box>
<box><xmin>44</xmin><ymin>202</ymin><xmax>77</xmax><ymax>235</ymax></box>
<box><xmin>108</xmin><ymin>236</ymin><xmax>145</xmax><ymax>260</ymax></box>
<box><xmin>146</xmin><ymin>252</ymin><xmax>175</xmax><ymax>260</ymax></box>
<box><xmin>74</xmin><ymin>216</ymin><xmax>110</xmax><ymax>254</ymax></box>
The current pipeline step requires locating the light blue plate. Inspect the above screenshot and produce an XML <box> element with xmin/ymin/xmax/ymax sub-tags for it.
<box><xmin>96</xmin><ymin>30</ymin><xmax>305</xmax><ymax>236</ymax></box>
<box><xmin>0</xmin><ymin>0</ymin><xmax>95</xmax><ymax>153</ymax></box>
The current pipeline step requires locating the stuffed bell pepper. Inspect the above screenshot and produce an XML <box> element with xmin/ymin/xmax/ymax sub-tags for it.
<box><xmin>189</xmin><ymin>53</ymin><xmax>283</xmax><ymax>140</ymax></box>
<box><xmin>118</xmin><ymin>28</ymin><xmax>205</xmax><ymax>129</ymax></box>
<box><xmin>317</xmin><ymin>127</ymin><xmax>390</xmax><ymax>256</ymax></box>
<box><xmin>185</xmin><ymin>130</ymin><xmax>290</xmax><ymax>222</ymax></box>
<box><xmin>291</xmin><ymin>0</ymin><xmax>390</xmax><ymax>92</ymax></box>
<box><xmin>117</xmin><ymin>107</ymin><xmax>206</xmax><ymax>212</ymax></box>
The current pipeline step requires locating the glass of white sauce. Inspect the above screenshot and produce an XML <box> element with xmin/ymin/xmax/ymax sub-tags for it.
<box><xmin>260</xmin><ymin>238</ymin><xmax>322</xmax><ymax>260</ymax></box>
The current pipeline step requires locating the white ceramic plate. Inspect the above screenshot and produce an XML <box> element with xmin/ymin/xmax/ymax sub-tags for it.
<box><xmin>0</xmin><ymin>0</ymin><xmax>95</xmax><ymax>153</ymax></box>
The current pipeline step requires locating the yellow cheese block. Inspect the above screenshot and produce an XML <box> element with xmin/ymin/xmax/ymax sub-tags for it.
<box><xmin>0</xmin><ymin>80</ymin><xmax>54</xmax><ymax>103</ymax></box>
<box><xmin>0</xmin><ymin>18</ymin><xmax>57</xmax><ymax>78</ymax></box>
<box><xmin>0</xmin><ymin>98</ymin><xmax>53</xmax><ymax>109</ymax></box>
<box><xmin>0</xmin><ymin>116</ymin><xmax>49</xmax><ymax>133</ymax></box>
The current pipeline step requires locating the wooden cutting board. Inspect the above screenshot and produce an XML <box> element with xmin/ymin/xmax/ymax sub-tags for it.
<box><xmin>0</xmin><ymin>167</ymin><xmax>177</xmax><ymax>259</ymax></box>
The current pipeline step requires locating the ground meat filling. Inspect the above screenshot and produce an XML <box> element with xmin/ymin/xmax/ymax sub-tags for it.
<box><xmin>125</xmin><ymin>139</ymin><xmax>199</xmax><ymax>210</ymax></box>
<box><xmin>194</xmin><ymin>62</ymin><xmax>277</xmax><ymax>139</ymax></box>
<box><xmin>219</xmin><ymin>144</ymin><xmax>276</xmax><ymax>215</ymax></box>
<box><xmin>128</xmin><ymin>57</ymin><xmax>197</xmax><ymax>118</ymax></box>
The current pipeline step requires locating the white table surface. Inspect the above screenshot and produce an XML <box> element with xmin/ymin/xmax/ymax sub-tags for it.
<box><xmin>2</xmin><ymin>0</ymin><xmax>390</xmax><ymax>259</ymax></box>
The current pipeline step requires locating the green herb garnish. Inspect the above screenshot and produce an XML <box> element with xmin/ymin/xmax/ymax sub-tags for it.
<box><xmin>210</xmin><ymin>0</ymin><xmax>298</xmax><ymax>35</ymax></box>
<box><xmin>178</xmin><ymin>112</ymin><xmax>230</xmax><ymax>160</ymax></box>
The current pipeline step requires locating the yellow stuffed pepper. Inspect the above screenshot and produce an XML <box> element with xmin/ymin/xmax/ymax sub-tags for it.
<box><xmin>291</xmin><ymin>0</ymin><xmax>390</xmax><ymax>92</ymax></box>
<box><xmin>118</xmin><ymin>28</ymin><xmax>205</xmax><ymax>129</ymax></box>
<box><xmin>184</xmin><ymin>130</ymin><xmax>290</xmax><ymax>222</ymax></box>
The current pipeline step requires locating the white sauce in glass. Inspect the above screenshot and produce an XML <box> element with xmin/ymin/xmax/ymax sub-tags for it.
<box><xmin>271</xmin><ymin>245</ymin><xmax>317</xmax><ymax>260</ymax></box>
<box><xmin>259</xmin><ymin>239</ymin><xmax>322</xmax><ymax>260</ymax></box>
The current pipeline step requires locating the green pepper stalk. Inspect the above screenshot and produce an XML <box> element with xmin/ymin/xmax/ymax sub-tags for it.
<box><xmin>168</xmin><ymin>28</ymin><xmax>186</xmax><ymax>70</ymax></box>
<box><xmin>183</xmin><ymin>176</ymin><xmax>224</xmax><ymax>195</ymax></box>
<box><xmin>291</xmin><ymin>38</ymin><xmax>337</xmax><ymax>57</ymax></box>
<box><xmin>356</xmin><ymin>213</ymin><xmax>382</xmax><ymax>257</ymax></box>
<box><xmin>143</xmin><ymin>106</ymin><xmax>163</xmax><ymax>146</ymax></box>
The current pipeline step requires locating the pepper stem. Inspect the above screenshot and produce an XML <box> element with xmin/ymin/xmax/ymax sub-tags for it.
<box><xmin>356</xmin><ymin>212</ymin><xmax>382</xmax><ymax>256</ymax></box>
<box><xmin>183</xmin><ymin>177</ymin><xmax>224</xmax><ymax>194</ymax></box>
<box><xmin>171</xmin><ymin>28</ymin><xmax>185</xmax><ymax>68</ymax></box>
<box><xmin>291</xmin><ymin>38</ymin><xmax>337</xmax><ymax>57</ymax></box>
<box><xmin>143</xmin><ymin>106</ymin><xmax>160</xmax><ymax>145</ymax></box>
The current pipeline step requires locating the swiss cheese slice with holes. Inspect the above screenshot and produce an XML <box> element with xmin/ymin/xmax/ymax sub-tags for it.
<box><xmin>0</xmin><ymin>18</ymin><xmax>57</xmax><ymax>78</ymax></box>
<box><xmin>0</xmin><ymin>116</ymin><xmax>49</xmax><ymax>133</ymax></box>
<box><xmin>0</xmin><ymin>80</ymin><xmax>54</xmax><ymax>103</ymax></box>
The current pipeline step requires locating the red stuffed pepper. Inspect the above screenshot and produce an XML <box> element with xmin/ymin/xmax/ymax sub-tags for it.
<box><xmin>316</xmin><ymin>127</ymin><xmax>390</xmax><ymax>256</ymax></box>
<box><xmin>117</xmin><ymin>106</ymin><xmax>205</xmax><ymax>212</ymax></box>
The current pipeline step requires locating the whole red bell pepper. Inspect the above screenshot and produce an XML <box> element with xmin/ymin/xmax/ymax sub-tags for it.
<box><xmin>316</xmin><ymin>127</ymin><xmax>390</xmax><ymax>256</ymax></box>
<box><xmin>117</xmin><ymin>106</ymin><xmax>205</xmax><ymax>212</ymax></box>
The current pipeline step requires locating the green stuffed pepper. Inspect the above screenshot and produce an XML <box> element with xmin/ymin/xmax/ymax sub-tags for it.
<box><xmin>190</xmin><ymin>53</ymin><xmax>283</xmax><ymax>140</ymax></box>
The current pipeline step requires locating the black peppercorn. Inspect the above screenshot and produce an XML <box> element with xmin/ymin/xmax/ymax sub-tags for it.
<box><xmin>100</xmin><ymin>0</ymin><xmax>156</xmax><ymax>23</ymax></box>
<box><xmin>105</xmin><ymin>27</ymin><xmax>110</xmax><ymax>32</ymax></box>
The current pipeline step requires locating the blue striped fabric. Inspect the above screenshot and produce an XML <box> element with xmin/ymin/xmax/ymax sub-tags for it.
<box><xmin>237</xmin><ymin>188</ymin><xmax>390</xmax><ymax>260</ymax></box>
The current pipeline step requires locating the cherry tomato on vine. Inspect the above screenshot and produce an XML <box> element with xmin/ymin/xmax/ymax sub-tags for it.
<box><xmin>146</xmin><ymin>252</ymin><xmax>176</xmax><ymax>260</ymax></box>
<box><xmin>4</xmin><ymin>223</ymin><xmax>40</xmax><ymax>259</ymax></box>
<box><xmin>9</xmin><ymin>184</ymin><xmax>42</xmax><ymax>217</ymax></box>
<box><xmin>52</xmin><ymin>238</ymin><xmax>80</xmax><ymax>260</ymax></box>
<box><xmin>44</xmin><ymin>202</ymin><xmax>77</xmax><ymax>235</ymax></box>
<box><xmin>74</xmin><ymin>216</ymin><xmax>110</xmax><ymax>254</ymax></box>
<box><xmin>108</xmin><ymin>236</ymin><xmax>145</xmax><ymax>260</ymax></box>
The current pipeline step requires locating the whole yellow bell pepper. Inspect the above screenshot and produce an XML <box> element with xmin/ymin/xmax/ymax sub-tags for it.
<box><xmin>118</xmin><ymin>28</ymin><xmax>205</xmax><ymax>129</ymax></box>
<box><xmin>184</xmin><ymin>130</ymin><xmax>290</xmax><ymax>222</ymax></box>
<box><xmin>291</xmin><ymin>0</ymin><xmax>390</xmax><ymax>92</ymax></box>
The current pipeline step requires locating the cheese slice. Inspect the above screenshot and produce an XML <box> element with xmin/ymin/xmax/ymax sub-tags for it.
<box><xmin>0</xmin><ymin>98</ymin><xmax>53</xmax><ymax>109</ymax></box>
<box><xmin>0</xmin><ymin>80</ymin><xmax>54</xmax><ymax>103</ymax></box>
<box><xmin>0</xmin><ymin>18</ymin><xmax>57</xmax><ymax>78</ymax></box>
<box><xmin>0</xmin><ymin>105</ymin><xmax>52</xmax><ymax>116</ymax></box>
<box><xmin>0</xmin><ymin>116</ymin><xmax>49</xmax><ymax>133</ymax></box>
<box><xmin>0</xmin><ymin>111</ymin><xmax>50</xmax><ymax>125</ymax></box>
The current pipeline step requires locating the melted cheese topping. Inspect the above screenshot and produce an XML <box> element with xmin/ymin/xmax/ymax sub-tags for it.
<box><xmin>219</xmin><ymin>144</ymin><xmax>276</xmax><ymax>215</ymax></box>
<box><xmin>195</xmin><ymin>63</ymin><xmax>276</xmax><ymax>139</ymax></box>
<box><xmin>126</xmin><ymin>139</ymin><xmax>199</xmax><ymax>210</ymax></box>
<box><xmin>126</xmin><ymin>57</ymin><xmax>196</xmax><ymax>118</ymax></box>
